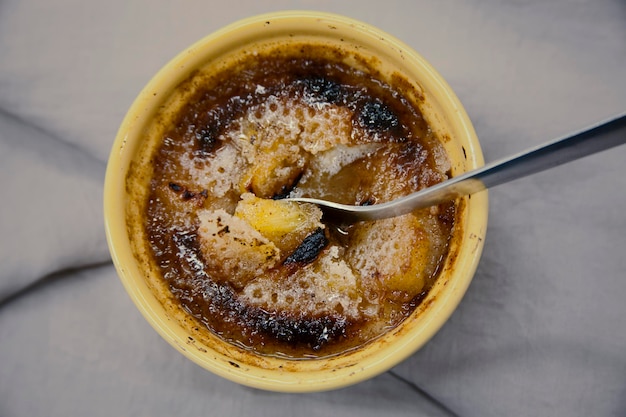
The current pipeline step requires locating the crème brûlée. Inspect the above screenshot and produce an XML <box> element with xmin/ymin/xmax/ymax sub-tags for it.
<box><xmin>131</xmin><ymin>42</ymin><xmax>458</xmax><ymax>358</ymax></box>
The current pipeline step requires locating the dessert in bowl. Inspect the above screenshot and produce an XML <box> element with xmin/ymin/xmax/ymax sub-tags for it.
<box><xmin>104</xmin><ymin>10</ymin><xmax>487</xmax><ymax>392</ymax></box>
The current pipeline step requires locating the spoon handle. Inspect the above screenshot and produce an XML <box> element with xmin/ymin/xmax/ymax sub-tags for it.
<box><xmin>414</xmin><ymin>111</ymin><xmax>626</xmax><ymax>209</ymax></box>
<box><xmin>291</xmin><ymin>112</ymin><xmax>626</xmax><ymax>221</ymax></box>
<box><xmin>458</xmin><ymin>111</ymin><xmax>626</xmax><ymax>194</ymax></box>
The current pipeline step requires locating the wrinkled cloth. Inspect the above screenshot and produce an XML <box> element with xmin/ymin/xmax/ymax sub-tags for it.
<box><xmin>1</xmin><ymin>1</ymin><xmax>625</xmax><ymax>416</ymax></box>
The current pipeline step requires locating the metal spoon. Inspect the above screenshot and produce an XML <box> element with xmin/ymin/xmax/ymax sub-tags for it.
<box><xmin>286</xmin><ymin>112</ymin><xmax>626</xmax><ymax>222</ymax></box>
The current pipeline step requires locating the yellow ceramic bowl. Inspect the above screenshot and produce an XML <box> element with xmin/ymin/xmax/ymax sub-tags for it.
<box><xmin>104</xmin><ymin>10</ymin><xmax>487</xmax><ymax>392</ymax></box>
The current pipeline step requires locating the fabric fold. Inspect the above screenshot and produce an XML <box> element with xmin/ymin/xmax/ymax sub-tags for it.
<box><xmin>0</xmin><ymin>109</ymin><xmax>110</xmax><ymax>302</ymax></box>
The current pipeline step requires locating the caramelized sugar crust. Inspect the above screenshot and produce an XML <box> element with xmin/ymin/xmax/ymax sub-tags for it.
<box><xmin>144</xmin><ymin>43</ymin><xmax>455</xmax><ymax>357</ymax></box>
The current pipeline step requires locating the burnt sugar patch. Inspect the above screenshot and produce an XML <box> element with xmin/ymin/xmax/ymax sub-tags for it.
<box><xmin>284</xmin><ymin>228</ymin><xmax>328</xmax><ymax>265</ymax></box>
<box><xmin>357</xmin><ymin>99</ymin><xmax>400</xmax><ymax>132</ymax></box>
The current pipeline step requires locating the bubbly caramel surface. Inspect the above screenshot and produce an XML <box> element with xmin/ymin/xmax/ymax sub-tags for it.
<box><xmin>141</xmin><ymin>42</ymin><xmax>456</xmax><ymax>358</ymax></box>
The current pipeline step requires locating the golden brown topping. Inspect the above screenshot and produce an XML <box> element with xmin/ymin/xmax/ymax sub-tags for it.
<box><xmin>197</xmin><ymin>209</ymin><xmax>280</xmax><ymax>289</ymax></box>
<box><xmin>234</xmin><ymin>193</ymin><xmax>324</xmax><ymax>256</ymax></box>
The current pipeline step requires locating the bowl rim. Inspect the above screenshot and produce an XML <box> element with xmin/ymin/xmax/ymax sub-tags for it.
<box><xmin>104</xmin><ymin>10</ymin><xmax>488</xmax><ymax>392</ymax></box>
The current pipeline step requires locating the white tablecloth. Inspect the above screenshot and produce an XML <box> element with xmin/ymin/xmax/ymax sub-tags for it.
<box><xmin>2</xmin><ymin>1</ymin><xmax>625</xmax><ymax>416</ymax></box>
